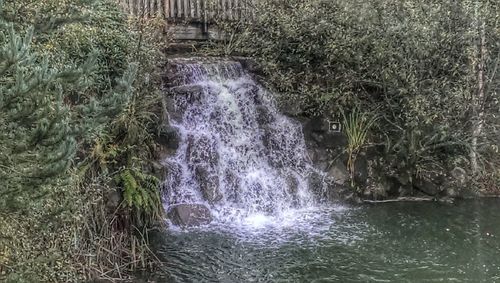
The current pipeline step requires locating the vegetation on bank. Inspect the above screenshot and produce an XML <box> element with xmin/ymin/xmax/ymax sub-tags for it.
<box><xmin>0</xmin><ymin>0</ymin><xmax>166</xmax><ymax>281</ymax></box>
<box><xmin>210</xmin><ymin>0</ymin><xmax>500</xmax><ymax>195</ymax></box>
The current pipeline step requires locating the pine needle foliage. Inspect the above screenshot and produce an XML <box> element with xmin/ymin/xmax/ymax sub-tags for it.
<box><xmin>1</xmin><ymin>0</ymin><xmax>167</xmax><ymax>281</ymax></box>
<box><xmin>0</xmin><ymin>11</ymin><xmax>90</xmax><ymax>211</ymax></box>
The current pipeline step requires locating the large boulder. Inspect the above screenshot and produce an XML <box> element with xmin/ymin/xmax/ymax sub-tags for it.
<box><xmin>167</xmin><ymin>204</ymin><xmax>213</xmax><ymax>227</ymax></box>
<box><xmin>414</xmin><ymin>173</ymin><xmax>445</xmax><ymax>196</ymax></box>
<box><xmin>157</xmin><ymin>125</ymin><xmax>180</xmax><ymax>151</ymax></box>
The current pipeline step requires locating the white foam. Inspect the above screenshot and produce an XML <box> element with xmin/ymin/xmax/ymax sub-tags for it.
<box><xmin>163</xmin><ymin>60</ymin><xmax>329</xmax><ymax>229</ymax></box>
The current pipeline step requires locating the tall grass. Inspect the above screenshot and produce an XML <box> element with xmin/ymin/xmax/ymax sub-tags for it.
<box><xmin>341</xmin><ymin>108</ymin><xmax>378</xmax><ymax>187</ymax></box>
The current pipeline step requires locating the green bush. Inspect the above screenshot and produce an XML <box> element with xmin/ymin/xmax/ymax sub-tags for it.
<box><xmin>211</xmin><ymin>0</ymin><xmax>500</xmax><ymax>188</ymax></box>
<box><xmin>0</xmin><ymin>0</ymin><xmax>167</xmax><ymax>281</ymax></box>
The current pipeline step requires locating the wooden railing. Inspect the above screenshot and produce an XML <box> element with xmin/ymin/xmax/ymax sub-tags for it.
<box><xmin>119</xmin><ymin>0</ymin><xmax>253</xmax><ymax>22</ymax></box>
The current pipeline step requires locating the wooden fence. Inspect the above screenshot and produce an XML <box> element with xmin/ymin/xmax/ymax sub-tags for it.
<box><xmin>118</xmin><ymin>0</ymin><xmax>253</xmax><ymax>22</ymax></box>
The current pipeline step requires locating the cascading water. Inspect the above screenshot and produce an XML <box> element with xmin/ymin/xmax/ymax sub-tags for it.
<box><xmin>162</xmin><ymin>59</ymin><xmax>327</xmax><ymax>228</ymax></box>
<box><xmin>150</xmin><ymin>62</ymin><xmax>499</xmax><ymax>283</ymax></box>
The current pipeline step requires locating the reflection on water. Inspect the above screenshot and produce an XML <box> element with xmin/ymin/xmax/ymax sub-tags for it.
<box><xmin>150</xmin><ymin>199</ymin><xmax>500</xmax><ymax>282</ymax></box>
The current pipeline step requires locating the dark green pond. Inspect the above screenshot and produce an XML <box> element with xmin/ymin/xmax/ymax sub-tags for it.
<box><xmin>152</xmin><ymin>199</ymin><xmax>500</xmax><ymax>282</ymax></box>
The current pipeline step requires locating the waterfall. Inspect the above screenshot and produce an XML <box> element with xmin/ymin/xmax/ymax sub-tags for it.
<box><xmin>162</xmin><ymin>59</ymin><xmax>325</xmax><ymax>227</ymax></box>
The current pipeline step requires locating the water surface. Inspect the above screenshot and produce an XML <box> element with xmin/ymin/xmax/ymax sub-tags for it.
<box><xmin>152</xmin><ymin>199</ymin><xmax>500</xmax><ymax>282</ymax></box>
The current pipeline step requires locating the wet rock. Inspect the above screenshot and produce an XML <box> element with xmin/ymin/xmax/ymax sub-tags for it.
<box><xmin>308</xmin><ymin>148</ymin><xmax>329</xmax><ymax>164</ymax></box>
<box><xmin>327</xmin><ymin>160</ymin><xmax>349</xmax><ymax>185</ymax></box>
<box><xmin>414</xmin><ymin>174</ymin><xmax>445</xmax><ymax>196</ymax></box>
<box><xmin>223</xmin><ymin>170</ymin><xmax>240</xmax><ymax>202</ymax></box>
<box><xmin>308</xmin><ymin>171</ymin><xmax>326</xmax><ymax>200</ymax></box>
<box><xmin>285</xmin><ymin>174</ymin><xmax>300</xmax><ymax>205</ymax></box>
<box><xmin>186</xmin><ymin>135</ymin><xmax>219</xmax><ymax>166</ymax></box>
<box><xmin>261</xmin><ymin>126</ymin><xmax>287</xmax><ymax>168</ymax></box>
<box><xmin>167</xmin><ymin>204</ymin><xmax>213</xmax><ymax>227</ymax></box>
<box><xmin>170</xmin><ymin>85</ymin><xmax>206</xmax><ymax>104</ymax></box>
<box><xmin>446</xmin><ymin>187</ymin><xmax>459</xmax><ymax>198</ymax></box>
<box><xmin>278</xmin><ymin>97</ymin><xmax>303</xmax><ymax>117</ymax></box>
<box><xmin>235</xmin><ymin>57</ymin><xmax>262</xmax><ymax>75</ymax></box>
<box><xmin>450</xmin><ymin>167</ymin><xmax>467</xmax><ymax>185</ymax></box>
<box><xmin>161</xmin><ymin>162</ymin><xmax>183</xmax><ymax>204</ymax></box>
<box><xmin>322</xmin><ymin>132</ymin><xmax>348</xmax><ymax>149</ymax></box>
<box><xmin>157</xmin><ymin>125</ymin><xmax>180</xmax><ymax>151</ymax></box>
<box><xmin>311</xmin><ymin>132</ymin><xmax>325</xmax><ymax>144</ymax></box>
<box><xmin>255</xmin><ymin>105</ymin><xmax>274</xmax><ymax>125</ymax></box>
<box><xmin>303</xmin><ymin>117</ymin><xmax>329</xmax><ymax>135</ymax></box>
<box><xmin>151</xmin><ymin>160</ymin><xmax>168</xmax><ymax>180</ymax></box>
<box><xmin>164</xmin><ymin>96</ymin><xmax>183</xmax><ymax>122</ymax></box>
<box><xmin>353</xmin><ymin>154</ymin><xmax>368</xmax><ymax>185</ymax></box>
<box><xmin>308</xmin><ymin>149</ymin><xmax>318</xmax><ymax>163</ymax></box>
<box><xmin>166</xmin><ymin>84</ymin><xmax>218</xmax><ymax>123</ymax></box>
<box><xmin>230</xmin><ymin>82</ymin><xmax>260</xmax><ymax>104</ymax></box>
<box><xmin>317</xmin><ymin>160</ymin><xmax>330</xmax><ymax>172</ymax></box>
<box><xmin>195</xmin><ymin>166</ymin><xmax>223</xmax><ymax>203</ymax></box>
<box><xmin>362</xmin><ymin>179</ymin><xmax>391</xmax><ymax>200</ymax></box>
<box><xmin>442</xmin><ymin>167</ymin><xmax>468</xmax><ymax>198</ymax></box>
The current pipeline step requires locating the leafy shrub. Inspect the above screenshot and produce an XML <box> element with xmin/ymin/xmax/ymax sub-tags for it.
<box><xmin>1</xmin><ymin>0</ymin><xmax>167</xmax><ymax>281</ymax></box>
<box><xmin>211</xmin><ymin>0</ymin><xmax>500</xmax><ymax>189</ymax></box>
